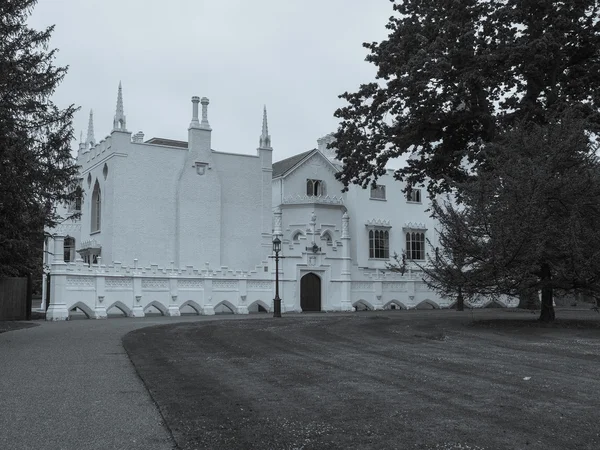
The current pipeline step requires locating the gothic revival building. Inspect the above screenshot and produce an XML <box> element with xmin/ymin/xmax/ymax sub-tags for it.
<box><xmin>43</xmin><ymin>84</ymin><xmax>514</xmax><ymax>320</ymax></box>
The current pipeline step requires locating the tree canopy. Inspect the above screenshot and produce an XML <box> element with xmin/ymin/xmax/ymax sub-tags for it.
<box><xmin>0</xmin><ymin>0</ymin><xmax>79</xmax><ymax>276</ymax></box>
<box><xmin>332</xmin><ymin>0</ymin><xmax>600</xmax><ymax>194</ymax></box>
<box><xmin>422</xmin><ymin>115</ymin><xmax>600</xmax><ymax>321</ymax></box>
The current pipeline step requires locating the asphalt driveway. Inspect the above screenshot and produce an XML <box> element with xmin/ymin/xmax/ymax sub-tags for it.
<box><xmin>0</xmin><ymin>314</ymin><xmax>261</xmax><ymax>450</ymax></box>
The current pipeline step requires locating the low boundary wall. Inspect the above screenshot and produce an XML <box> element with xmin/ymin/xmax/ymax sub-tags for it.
<box><xmin>46</xmin><ymin>260</ymin><xmax>518</xmax><ymax>320</ymax></box>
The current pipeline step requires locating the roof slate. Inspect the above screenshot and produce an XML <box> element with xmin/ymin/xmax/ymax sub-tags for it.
<box><xmin>272</xmin><ymin>150</ymin><xmax>315</xmax><ymax>178</ymax></box>
<box><xmin>145</xmin><ymin>137</ymin><xmax>188</xmax><ymax>148</ymax></box>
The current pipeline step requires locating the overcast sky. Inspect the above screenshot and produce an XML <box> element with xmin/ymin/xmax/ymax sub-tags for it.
<box><xmin>28</xmin><ymin>0</ymin><xmax>393</xmax><ymax>162</ymax></box>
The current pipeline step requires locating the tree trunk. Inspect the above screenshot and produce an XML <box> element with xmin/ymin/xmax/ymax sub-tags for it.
<box><xmin>456</xmin><ymin>288</ymin><xmax>464</xmax><ymax>311</ymax></box>
<box><xmin>538</xmin><ymin>263</ymin><xmax>555</xmax><ymax>322</ymax></box>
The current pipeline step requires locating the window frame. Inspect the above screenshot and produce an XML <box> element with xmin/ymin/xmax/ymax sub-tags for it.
<box><xmin>368</xmin><ymin>227</ymin><xmax>390</xmax><ymax>260</ymax></box>
<box><xmin>91</xmin><ymin>181</ymin><xmax>101</xmax><ymax>233</ymax></box>
<box><xmin>406</xmin><ymin>189</ymin><xmax>422</xmax><ymax>203</ymax></box>
<box><xmin>370</xmin><ymin>184</ymin><xmax>386</xmax><ymax>201</ymax></box>
<box><xmin>63</xmin><ymin>237</ymin><xmax>75</xmax><ymax>263</ymax></box>
<box><xmin>306</xmin><ymin>179</ymin><xmax>325</xmax><ymax>196</ymax></box>
<box><xmin>405</xmin><ymin>230</ymin><xmax>426</xmax><ymax>261</ymax></box>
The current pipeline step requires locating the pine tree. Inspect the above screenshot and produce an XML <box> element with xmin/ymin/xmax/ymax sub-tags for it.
<box><xmin>0</xmin><ymin>0</ymin><xmax>79</xmax><ymax>276</ymax></box>
<box><xmin>421</xmin><ymin>114</ymin><xmax>600</xmax><ymax>321</ymax></box>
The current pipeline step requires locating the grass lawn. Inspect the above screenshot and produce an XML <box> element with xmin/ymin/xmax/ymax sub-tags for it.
<box><xmin>123</xmin><ymin>309</ymin><xmax>600</xmax><ymax>450</ymax></box>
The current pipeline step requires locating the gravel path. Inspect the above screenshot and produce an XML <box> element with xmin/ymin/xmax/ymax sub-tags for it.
<box><xmin>123</xmin><ymin>310</ymin><xmax>600</xmax><ymax>450</ymax></box>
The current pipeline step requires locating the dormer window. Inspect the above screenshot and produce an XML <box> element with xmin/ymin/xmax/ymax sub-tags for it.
<box><xmin>306</xmin><ymin>179</ymin><xmax>324</xmax><ymax>196</ymax></box>
<box><xmin>407</xmin><ymin>189</ymin><xmax>422</xmax><ymax>203</ymax></box>
<box><xmin>370</xmin><ymin>184</ymin><xmax>386</xmax><ymax>200</ymax></box>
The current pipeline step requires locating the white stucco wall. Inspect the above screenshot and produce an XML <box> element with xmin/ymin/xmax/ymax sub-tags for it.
<box><xmin>344</xmin><ymin>171</ymin><xmax>437</xmax><ymax>270</ymax></box>
<box><xmin>72</xmin><ymin>107</ymin><xmax>272</xmax><ymax>273</ymax></box>
<box><xmin>213</xmin><ymin>148</ymin><xmax>272</xmax><ymax>270</ymax></box>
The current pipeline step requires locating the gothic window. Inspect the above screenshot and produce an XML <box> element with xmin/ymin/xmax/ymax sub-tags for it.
<box><xmin>368</xmin><ymin>228</ymin><xmax>389</xmax><ymax>259</ymax></box>
<box><xmin>406</xmin><ymin>231</ymin><xmax>426</xmax><ymax>260</ymax></box>
<box><xmin>75</xmin><ymin>193</ymin><xmax>82</xmax><ymax>211</ymax></box>
<box><xmin>321</xmin><ymin>231</ymin><xmax>333</xmax><ymax>245</ymax></box>
<box><xmin>292</xmin><ymin>231</ymin><xmax>302</xmax><ymax>242</ymax></box>
<box><xmin>370</xmin><ymin>184</ymin><xmax>386</xmax><ymax>200</ymax></box>
<box><xmin>91</xmin><ymin>181</ymin><xmax>101</xmax><ymax>233</ymax></box>
<box><xmin>406</xmin><ymin>189</ymin><xmax>422</xmax><ymax>203</ymax></box>
<box><xmin>63</xmin><ymin>237</ymin><xmax>75</xmax><ymax>262</ymax></box>
<box><xmin>306</xmin><ymin>179</ymin><xmax>324</xmax><ymax>196</ymax></box>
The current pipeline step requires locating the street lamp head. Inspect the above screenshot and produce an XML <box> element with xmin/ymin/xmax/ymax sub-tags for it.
<box><xmin>273</xmin><ymin>236</ymin><xmax>281</xmax><ymax>253</ymax></box>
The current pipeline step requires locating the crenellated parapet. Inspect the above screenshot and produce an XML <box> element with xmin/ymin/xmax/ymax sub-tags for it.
<box><xmin>282</xmin><ymin>194</ymin><xmax>344</xmax><ymax>205</ymax></box>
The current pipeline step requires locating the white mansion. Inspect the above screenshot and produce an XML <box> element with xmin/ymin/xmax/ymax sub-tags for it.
<box><xmin>43</xmin><ymin>84</ymin><xmax>514</xmax><ymax>320</ymax></box>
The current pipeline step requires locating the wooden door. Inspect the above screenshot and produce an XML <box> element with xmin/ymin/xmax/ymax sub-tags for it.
<box><xmin>300</xmin><ymin>273</ymin><xmax>321</xmax><ymax>312</ymax></box>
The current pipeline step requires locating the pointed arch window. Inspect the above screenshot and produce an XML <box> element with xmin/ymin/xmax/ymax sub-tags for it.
<box><xmin>306</xmin><ymin>179</ymin><xmax>324</xmax><ymax>196</ymax></box>
<box><xmin>406</xmin><ymin>231</ymin><xmax>425</xmax><ymax>260</ymax></box>
<box><xmin>321</xmin><ymin>231</ymin><xmax>333</xmax><ymax>245</ymax></box>
<box><xmin>91</xmin><ymin>181</ymin><xmax>101</xmax><ymax>233</ymax></box>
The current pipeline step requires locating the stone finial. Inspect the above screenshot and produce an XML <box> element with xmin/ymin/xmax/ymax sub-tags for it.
<box><xmin>200</xmin><ymin>97</ymin><xmax>211</xmax><ymax>130</ymax></box>
<box><xmin>86</xmin><ymin>109</ymin><xmax>96</xmax><ymax>148</ymax></box>
<box><xmin>259</xmin><ymin>105</ymin><xmax>272</xmax><ymax>149</ymax></box>
<box><xmin>273</xmin><ymin>207</ymin><xmax>282</xmax><ymax>236</ymax></box>
<box><xmin>113</xmin><ymin>81</ymin><xmax>127</xmax><ymax>131</ymax></box>
<box><xmin>132</xmin><ymin>131</ymin><xmax>145</xmax><ymax>143</ymax></box>
<box><xmin>342</xmin><ymin>212</ymin><xmax>350</xmax><ymax>238</ymax></box>
<box><xmin>78</xmin><ymin>130</ymin><xmax>86</xmax><ymax>153</ymax></box>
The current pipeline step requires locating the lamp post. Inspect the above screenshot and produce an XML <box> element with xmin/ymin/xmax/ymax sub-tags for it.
<box><xmin>271</xmin><ymin>236</ymin><xmax>284</xmax><ymax>318</ymax></box>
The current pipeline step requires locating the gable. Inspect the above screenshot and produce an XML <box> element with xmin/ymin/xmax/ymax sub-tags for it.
<box><xmin>272</xmin><ymin>149</ymin><xmax>339</xmax><ymax>180</ymax></box>
<box><xmin>272</xmin><ymin>150</ymin><xmax>313</xmax><ymax>178</ymax></box>
<box><xmin>282</xmin><ymin>151</ymin><xmax>343</xmax><ymax>198</ymax></box>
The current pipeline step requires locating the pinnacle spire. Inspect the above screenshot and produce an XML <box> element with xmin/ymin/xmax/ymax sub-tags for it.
<box><xmin>86</xmin><ymin>109</ymin><xmax>95</xmax><ymax>148</ymax></box>
<box><xmin>113</xmin><ymin>81</ymin><xmax>127</xmax><ymax>131</ymax></box>
<box><xmin>259</xmin><ymin>105</ymin><xmax>271</xmax><ymax>149</ymax></box>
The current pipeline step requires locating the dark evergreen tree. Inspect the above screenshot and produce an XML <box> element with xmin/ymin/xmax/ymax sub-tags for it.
<box><xmin>0</xmin><ymin>0</ymin><xmax>79</xmax><ymax>276</ymax></box>
<box><xmin>422</xmin><ymin>115</ymin><xmax>600</xmax><ymax>321</ymax></box>
<box><xmin>332</xmin><ymin>0</ymin><xmax>600</xmax><ymax>194</ymax></box>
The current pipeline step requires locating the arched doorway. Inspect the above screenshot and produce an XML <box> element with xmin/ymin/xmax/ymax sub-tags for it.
<box><xmin>301</xmin><ymin>273</ymin><xmax>321</xmax><ymax>312</ymax></box>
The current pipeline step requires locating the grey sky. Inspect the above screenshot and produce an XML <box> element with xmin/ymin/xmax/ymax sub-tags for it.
<box><xmin>29</xmin><ymin>0</ymin><xmax>393</xmax><ymax>162</ymax></box>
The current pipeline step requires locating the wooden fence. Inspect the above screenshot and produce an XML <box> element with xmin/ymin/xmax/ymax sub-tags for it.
<box><xmin>0</xmin><ymin>276</ymin><xmax>32</xmax><ymax>320</ymax></box>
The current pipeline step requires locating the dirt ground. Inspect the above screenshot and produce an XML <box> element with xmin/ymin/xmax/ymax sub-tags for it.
<box><xmin>123</xmin><ymin>309</ymin><xmax>600</xmax><ymax>450</ymax></box>
<box><xmin>0</xmin><ymin>321</ymin><xmax>37</xmax><ymax>334</ymax></box>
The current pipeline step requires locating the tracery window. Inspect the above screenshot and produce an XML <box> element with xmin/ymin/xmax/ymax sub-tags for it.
<box><xmin>406</xmin><ymin>231</ymin><xmax>425</xmax><ymax>260</ymax></box>
<box><xmin>306</xmin><ymin>179</ymin><xmax>324</xmax><ymax>196</ymax></box>
<box><xmin>369</xmin><ymin>228</ymin><xmax>389</xmax><ymax>259</ymax></box>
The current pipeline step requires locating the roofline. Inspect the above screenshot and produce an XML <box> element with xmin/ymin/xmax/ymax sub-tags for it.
<box><xmin>272</xmin><ymin>149</ymin><xmax>340</xmax><ymax>180</ymax></box>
